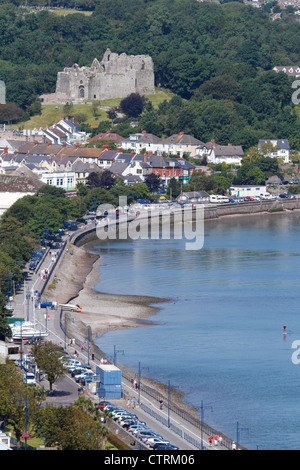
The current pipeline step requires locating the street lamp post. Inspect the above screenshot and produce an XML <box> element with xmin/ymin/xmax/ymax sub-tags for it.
<box><xmin>87</xmin><ymin>425</ymin><xmax>99</xmax><ymax>450</ymax></box>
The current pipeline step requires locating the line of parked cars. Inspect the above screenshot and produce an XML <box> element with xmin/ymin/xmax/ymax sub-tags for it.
<box><xmin>66</xmin><ymin>358</ymin><xmax>98</xmax><ymax>385</ymax></box>
<box><xmin>97</xmin><ymin>401</ymin><xmax>179</xmax><ymax>450</ymax></box>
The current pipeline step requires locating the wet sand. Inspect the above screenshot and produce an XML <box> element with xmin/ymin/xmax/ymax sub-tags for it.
<box><xmin>44</xmin><ymin>239</ymin><xmax>201</xmax><ymax>417</ymax></box>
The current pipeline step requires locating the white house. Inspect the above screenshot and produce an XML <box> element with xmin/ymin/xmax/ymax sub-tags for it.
<box><xmin>258</xmin><ymin>139</ymin><xmax>290</xmax><ymax>163</ymax></box>
<box><xmin>40</xmin><ymin>170</ymin><xmax>75</xmax><ymax>191</ymax></box>
<box><xmin>121</xmin><ymin>132</ymin><xmax>162</xmax><ymax>154</ymax></box>
<box><xmin>196</xmin><ymin>141</ymin><xmax>244</xmax><ymax>165</ymax></box>
<box><xmin>159</xmin><ymin>133</ymin><xmax>204</xmax><ymax>158</ymax></box>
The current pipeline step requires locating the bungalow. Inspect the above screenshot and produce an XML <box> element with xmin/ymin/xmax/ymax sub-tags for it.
<box><xmin>177</xmin><ymin>191</ymin><xmax>210</xmax><ymax>204</ymax></box>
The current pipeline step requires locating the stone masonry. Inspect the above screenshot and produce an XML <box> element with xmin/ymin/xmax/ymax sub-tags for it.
<box><xmin>51</xmin><ymin>49</ymin><xmax>155</xmax><ymax>103</ymax></box>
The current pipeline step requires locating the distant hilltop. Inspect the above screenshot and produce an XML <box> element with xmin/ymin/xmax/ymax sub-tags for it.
<box><xmin>40</xmin><ymin>49</ymin><xmax>155</xmax><ymax>105</ymax></box>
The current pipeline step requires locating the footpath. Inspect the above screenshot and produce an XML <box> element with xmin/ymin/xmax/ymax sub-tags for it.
<box><xmin>12</xmin><ymin>219</ymin><xmax>237</xmax><ymax>451</ymax></box>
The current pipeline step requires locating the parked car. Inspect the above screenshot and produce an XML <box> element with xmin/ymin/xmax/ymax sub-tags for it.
<box><xmin>244</xmin><ymin>196</ymin><xmax>255</xmax><ymax>201</ymax></box>
<box><xmin>153</xmin><ymin>444</ymin><xmax>179</xmax><ymax>450</ymax></box>
<box><xmin>145</xmin><ymin>437</ymin><xmax>171</xmax><ymax>448</ymax></box>
<box><xmin>75</xmin><ymin>371</ymin><xmax>96</xmax><ymax>383</ymax></box>
<box><xmin>71</xmin><ymin>366</ymin><xmax>91</xmax><ymax>377</ymax></box>
<box><xmin>79</xmin><ymin>375</ymin><xmax>97</xmax><ymax>386</ymax></box>
<box><xmin>97</xmin><ymin>401</ymin><xmax>112</xmax><ymax>411</ymax></box>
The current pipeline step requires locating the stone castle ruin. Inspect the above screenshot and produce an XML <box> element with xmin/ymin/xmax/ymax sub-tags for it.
<box><xmin>41</xmin><ymin>49</ymin><xmax>155</xmax><ymax>104</ymax></box>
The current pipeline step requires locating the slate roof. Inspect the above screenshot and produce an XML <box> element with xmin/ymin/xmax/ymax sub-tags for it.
<box><xmin>0</xmin><ymin>174</ymin><xmax>44</xmax><ymax>192</ymax></box>
<box><xmin>161</xmin><ymin>133</ymin><xmax>204</xmax><ymax>145</ymax></box>
<box><xmin>214</xmin><ymin>145</ymin><xmax>244</xmax><ymax>156</ymax></box>
<box><xmin>258</xmin><ymin>139</ymin><xmax>290</xmax><ymax>150</ymax></box>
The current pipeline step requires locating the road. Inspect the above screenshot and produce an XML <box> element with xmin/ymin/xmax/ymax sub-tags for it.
<box><xmin>11</xmin><ymin>220</ymin><xmax>232</xmax><ymax>451</ymax></box>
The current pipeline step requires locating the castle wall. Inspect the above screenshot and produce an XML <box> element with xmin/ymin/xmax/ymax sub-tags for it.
<box><xmin>0</xmin><ymin>81</ymin><xmax>6</xmax><ymax>105</ymax></box>
<box><xmin>55</xmin><ymin>49</ymin><xmax>155</xmax><ymax>102</ymax></box>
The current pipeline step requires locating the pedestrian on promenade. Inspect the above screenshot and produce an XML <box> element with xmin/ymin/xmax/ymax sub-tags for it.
<box><xmin>232</xmin><ymin>441</ymin><xmax>236</xmax><ymax>450</ymax></box>
<box><xmin>81</xmin><ymin>343</ymin><xmax>84</xmax><ymax>351</ymax></box>
<box><xmin>218</xmin><ymin>435</ymin><xmax>223</xmax><ymax>446</ymax></box>
<box><xmin>159</xmin><ymin>399</ymin><xmax>163</xmax><ymax>410</ymax></box>
<box><xmin>214</xmin><ymin>435</ymin><xmax>218</xmax><ymax>446</ymax></box>
<box><xmin>127</xmin><ymin>399</ymin><xmax>131</xmax><ymax>408</ymax></box>
<box><xmin>209</xmin><ymin>436</ymin><xmax>212</xmax><ymax>446</ymax></box>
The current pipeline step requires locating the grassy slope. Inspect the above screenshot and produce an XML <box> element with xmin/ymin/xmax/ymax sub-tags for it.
<box><xmin>17</xmin><ymin>88</ymin><xmax>174</xmax><ymax>130</ymax></box>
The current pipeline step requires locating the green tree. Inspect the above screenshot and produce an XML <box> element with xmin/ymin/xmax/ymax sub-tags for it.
<box><xmin>120</xmin><ymin>93</ymin><xmax>144</xmax><ymax>118</ymax></box>
<box><xmin>0</xmin><ymin>360</ymin><xmax>39</xmax><ymax>448</ymax></box>
<box><xmin>31</xmin><ymin>341</ymin><xmax>67</xmax><ymax>394</ymax></box>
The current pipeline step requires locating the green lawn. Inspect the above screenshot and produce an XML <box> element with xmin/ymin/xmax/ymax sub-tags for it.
<box><xmin>51</xmin><ymin>9</ymin><xmax>93</xmax><ymax>17</ymax></box>
<box><xmin>16</xmin><ymin>88</ymin><xmax>174</xmax><ymax>130</ymax></box>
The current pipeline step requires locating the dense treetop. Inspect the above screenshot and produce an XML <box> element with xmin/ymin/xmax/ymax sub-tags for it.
<box><xmin>0</xmin><ymin>0</ymin><xmax>299</xmax><ymax>145</ymax></box>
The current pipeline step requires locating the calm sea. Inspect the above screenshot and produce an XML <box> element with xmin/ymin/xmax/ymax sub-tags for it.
<box><xmin>91</xmin><ymin>213</ymin><xmax>300</xmax><ymax>450</ymax></box>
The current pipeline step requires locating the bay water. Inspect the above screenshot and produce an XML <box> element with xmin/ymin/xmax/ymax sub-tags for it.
<box><xmin>91</xmin><ymin>213</ymin><xmax>300</xmax><ymax>450</ymax></box>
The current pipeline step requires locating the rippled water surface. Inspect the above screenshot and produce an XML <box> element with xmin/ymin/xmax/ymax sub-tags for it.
<box><xmin>91</xmin><ymin>214</ymin><xmax>300</xmax><ymax>449</ymax></box>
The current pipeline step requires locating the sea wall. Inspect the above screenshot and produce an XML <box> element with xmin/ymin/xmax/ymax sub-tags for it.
<box><xmin>72</xmin><ymin>199</ymin><xmax>300</xmax><ymax>247</ymax></box>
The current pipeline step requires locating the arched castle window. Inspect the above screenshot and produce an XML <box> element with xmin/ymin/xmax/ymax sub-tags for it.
<box><xmin>107</xmin><ymin>54</ymin><xmax>110</xmax><ymax>61</ymax></box>
<box><xmin>101</xmin><ymin>64</ymin><xmax>105</xmax><ymax>72</ymax></box>
<box><xmin>141</xmin><ymin>60</ymin><xmax>145</xmax><ymax>70</ymax></box>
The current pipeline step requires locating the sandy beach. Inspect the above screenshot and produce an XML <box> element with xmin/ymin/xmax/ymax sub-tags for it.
<box><xmin>44</xmin><ymin>235</ymin><xmax>203</xmax><ymax>418</ymax></box>
<box><xmin>46</xmin><ymin>242</ymin><xmax>168</xmax><ymax>340</ymax></box>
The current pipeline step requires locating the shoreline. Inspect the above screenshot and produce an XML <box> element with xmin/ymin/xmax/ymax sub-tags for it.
<box><xmin>45</xmin><ymin>238</ymin><xmax>203</xmax><ymax>420</ymax></box>
<box><xmin>45</xmin><ymin>207</ymin><xmax>300</xmax><ymax>444</ymax></box>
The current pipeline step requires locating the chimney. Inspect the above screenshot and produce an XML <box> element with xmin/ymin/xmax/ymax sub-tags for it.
<box><xmin>211</xmin><ymin>139</ymin><xmax>215</xmax><ymax>146</ymax></box>
<box><xmin>34</xmin><ymin>140</ymin><xmax>39</xmax><ymax>146</ymax></box>
<box><xmin>117</xmin><ymin>147</ymin><xmax>122</xmax><ymax>153</ymax></box>
<box><xmin>131</xmin><ymin>152</ymin><xmax>136</xmax><ymax>159</ymax></box>
<box><xmin>142</xmin><ymin>130</ymin><xmax>146</xmax><ymax>134</ymax></box>
<box><xmin>47</xmin><ymin>141</ymin><xmax>52</xmax><ymax>146</ymax></box>
<box><xmin>102</xmin><ymin>144</ymin><xmax>109</xmax><ymax>151</ymax></box>
<box><xmin>3</xmin><ymin>147</ymin><xmax>8</xmax><ymax>154</ymax></box>
<box><xmin>75</xmin><ymin>142</ymin><xmax>80</xmax><ymax>149</ymax></box>
<box><xmin>228</xmin><ymin>143</ymin><xmax>232</xmax><ymax>146</ymax></box>
<box><xmin>62</xmin><ymin>142</ymin><xmax>67</xmax><ymax>147</ymax></box>
<box><xmin>144</xmin><ymin>153</ymin><xmax>147</xmax><ymax>163</ymax></box>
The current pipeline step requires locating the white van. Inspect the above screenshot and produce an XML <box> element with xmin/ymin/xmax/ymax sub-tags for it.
<box><xmin>24</xmin><ymin>372</ymin><xmax>36</xmax><ymax>386</ymax></box>
<box><xmin>209</xmin><ymin>195</ymin><xmax>229</xmax><ymax>203</ymax></box>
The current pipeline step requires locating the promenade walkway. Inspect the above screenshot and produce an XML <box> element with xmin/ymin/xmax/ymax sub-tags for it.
<box><xmin>11</xmin><ymin>220</ymin><xmax>237</xmax><ymax>451</ymax></box>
